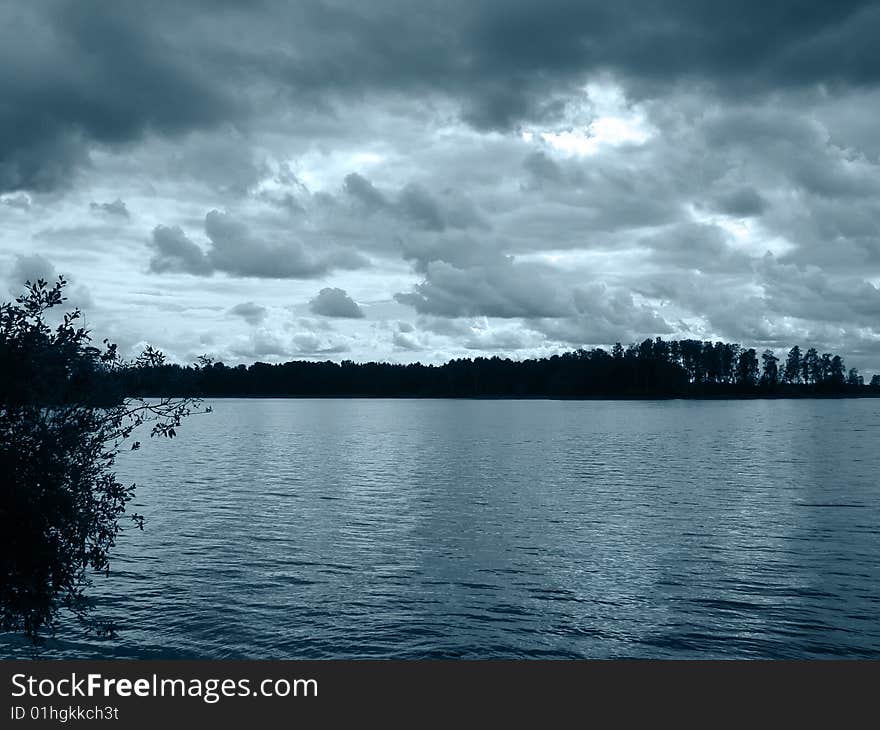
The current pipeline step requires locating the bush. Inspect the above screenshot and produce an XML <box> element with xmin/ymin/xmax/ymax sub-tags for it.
<box><xmin>0</xmin><ymin>277</ymin><xmax>204</xmax><ymax>641</ymax></box>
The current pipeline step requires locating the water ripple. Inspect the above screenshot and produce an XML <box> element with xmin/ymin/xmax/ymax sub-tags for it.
<box><xmin>3</xmin><ymin>398</ymin><xmax>880</xmax><ymax>659</ymax></box>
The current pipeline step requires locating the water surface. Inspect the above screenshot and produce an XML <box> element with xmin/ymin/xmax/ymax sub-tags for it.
<box><xmin>4</xmin><ymin>398</ymin><xmax>880</xmax><ymax>658</ymax></box>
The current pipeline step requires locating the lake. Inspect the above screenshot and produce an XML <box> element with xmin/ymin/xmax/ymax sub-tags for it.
<box><xmin>3</xmin><ymin>398</ymin><xmax>880</xmax><ymax>659</ymax></box>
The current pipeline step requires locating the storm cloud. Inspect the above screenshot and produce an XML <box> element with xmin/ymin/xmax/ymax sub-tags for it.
<box><xmin>149</xmin><ymin>211</ymin><xmax>369</xmax><ymax>279</ymax></box>
<box><xmin>5</xmin><ymin>1</ymin><xmax>879</xmax><ymax>192</ymax></box>
<box><xmin>309</xmin><ymin>288</ymin><xmax>365</xmax><ymax>319</ymax></box>
<box><xmin>90</xmin><ymin>199</ymin><xmax>130</xmax><ymax>218</ymax></box>
<box><xmin>2</xmin><ymin>1</ymin><xmax>880</xmax><ymax>371</ymax></box>
<box><xmin>229</xmin><ymin>302</ymin><xmax>268</xmax><ymax>326</ymax></box>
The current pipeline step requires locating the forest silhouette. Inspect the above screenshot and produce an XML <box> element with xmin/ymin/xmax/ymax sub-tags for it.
<box><xmin>122</xmin><ymin>339</ymin><xmax>880</xmax><ymax>399</ymax></box>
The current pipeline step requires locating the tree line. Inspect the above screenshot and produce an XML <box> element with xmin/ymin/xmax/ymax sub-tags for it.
<box><xmin>121</xmin><ymin>339</ymin><xmax>880</xmax><ymax>399</ymax></box>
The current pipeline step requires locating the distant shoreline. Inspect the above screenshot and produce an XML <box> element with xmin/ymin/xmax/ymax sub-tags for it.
<box><xmin>136</xmin><ymin>393</ymin><xmax>880</xmax><ymax>401</ymax></box>
<box><xmin>119</xmin><ymin>340</ymin><xmax>880</xmax><ymax>401</ymax></box>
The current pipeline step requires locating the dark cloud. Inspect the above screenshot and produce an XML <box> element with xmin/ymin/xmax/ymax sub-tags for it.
<box><xmin>9</xmin><ymin>253</ymin><xmax>56</xmax><ymax>286</ymax></box>
<box><xmin>8</xmin><ymin>1</ymin><xmax>879</xmax><ymax>195</ymax></box>
<box><xmin>309</xmin><ymin>287</ymin><xmax>365</xmax><ymax>318</ymax></box>
<box><xmin>756</xmin><ymin>253</ymin><xmax>880</xmax><ymax>327</ymax></box>
<box><xmin>775</xmin><ymin>196</ymin><xmax>880</xmax><ymax>272</ymax></box>
<box><xmin>344</xmin><ymin>173</ymin><xmax>387</xmax><ymax>211</ymax></box>
<box><xmin>397</xmin><ymin>184</ymin><xmax>447</xmax><ymax>231</ymax></box>
<box><xmin>229</xmin><ymin>301</ymin><xmax>267</xmax><ymax>325</ymax></box>
<box><xmin>167</xmin><ymin>132</ymin><xmax>268</xmax><ymax>195</ymax></box>
<box><xmin>456</xmin><ymin>1</ymin><xmax>880</xmax><ymax>120</ymax></box>
<box><xmin>522</xmin><ymin>152</ymin><xmax>565</xmax><ymax>186</ymax></box>
<box><xmin>90</xmin><ymin>199</ymin><xmax>130</xmax><ymax>218</ymax></box>
<box><xmin>0</xmin><ymin>2</ymin><xmax>238</xmax><ymax>192</ymax></box>
<box><xmin>396</xmin><ymin>255</ymin><xmax>573</xmax><ymax>319</ymax></box>
<box><xmin>699</xmin><ymin>106</ymin><xmax>880</xmax><ymax>204</ymax></box>
<box><xmin>416</xmin><ymin>316</ymin><xmax>473</xmax><ymax>337</ymax></box>
<box><xmin>255</xmin><ymin>1</ymin><xmax>880</xmax><ymax>130</ymax></box>
<box><xmin>282</xmin><ymin>1</ymin><xmax>880</xmax><ymax>129</ymax></box>
<box><xmin>569</xmin><ymin>283</ymin><xmax>672</xmax><ymax>339</ymax></box>
<box><xmin>204</xmin><ymin>210</ymin><xmax>368</xmax><ymax>278</ymax></box>
<box><xmin>149</xmin><ymin>226</ymin><xmax>213</xmax><ymax>275</ymax></box>
<box><xmin>6</xmin><ymin>253</ymin><xmax>93</xmax><ymax>308</ymax></box>
<box><xmin>518</xmin><ymin>148</ymin><xmax>682</xmax><ymax>236</ymax></box>
<box><xmin>643</xmin><ymin>222</ymin><xmax>751</xmax><ymax>273</ymax></box>
<box><xmin>343</xmin><ymin>173</ymin><xmax>488</xmax><ymax>232</ymax></box>
<box><xmin>711</xmin><ymin>188</ymin><xmax>767</xmax><ymax>218</ymax></box>
<box><xmin>400</xmin><ymin>234</ymin><xmax>503</xmax><ymax>272</ymax></box>
<box><xmin>149</xmin><ymin>211</ymin><xmax>370</xmax><ymax>279</ymax></box>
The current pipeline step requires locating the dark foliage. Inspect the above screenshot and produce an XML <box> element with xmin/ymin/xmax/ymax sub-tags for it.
<box><xmin>119</xmin><ymin>338</ymin><xmax>877</xmax><ymax>399</ymax></box>
<box><xmin>0</xmin><ymin>278</ymin><xmax>204</xmax><ymax>641</ymax></box>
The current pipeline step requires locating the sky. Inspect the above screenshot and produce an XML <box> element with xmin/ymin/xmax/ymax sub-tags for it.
<box><xmin>2</xmin><ymin>1</ymin><xmax>880</xmax><ymax>372</ymax></box>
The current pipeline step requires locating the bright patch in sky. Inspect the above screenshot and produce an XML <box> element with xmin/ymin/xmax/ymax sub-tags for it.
<box><xmin>523</xmin><ymin>82</ymin><xmax>654</xmax><ymax>156</ymax></box>
<box><xmin>688</xmin><ymin>205</ymin><xmax>797</xmax><ymax>258</ymax></box>
<box><xmin>538</xmin><ymin>115</ymin><xmax>653</xmax><ymax>156</ymax></box>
